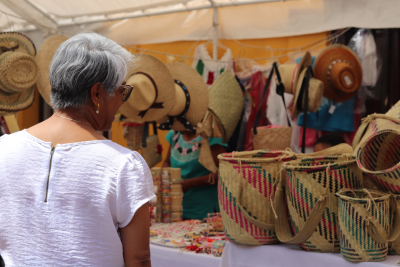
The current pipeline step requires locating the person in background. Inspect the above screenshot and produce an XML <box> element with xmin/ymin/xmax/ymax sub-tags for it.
<box><xmin>163</xmin><ymin>130</ymin><xmax>226</xmax><ymax>221</ymax></box>
<box><xmin>313</xmin><ymin>133</ymin><xmax>347</xmax><ymax>152</ymax></box>
<box><xmin>0</xmin><ymin>33</ymin><xmax>154</xmax><ymax>267</ymax></box>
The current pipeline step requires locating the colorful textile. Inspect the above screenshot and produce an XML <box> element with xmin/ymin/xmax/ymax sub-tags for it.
<box><xmin>297</xmin><ymin>96</ymin><xmax>356</xmax><ymax>132</ymax></box>
<box><xmin>192</xmin><ymin>44</ymin><xmax>235</xmax><ymax>86</ymax></box>
<box><xmin>166</xmin><ymin>130</ymin><xmax>227</xmax><ymax>220</ymax></box>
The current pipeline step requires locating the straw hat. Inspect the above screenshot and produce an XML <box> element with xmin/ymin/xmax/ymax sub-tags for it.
<box><xmin>278</xmin><ymin>51</ymin><xmax>323</xmax><ymax>118</ymax></box>
<box><xmin>313</xmin><ymin>44</ymin><xmax>362</xmax><ymax>103</ymax></box>
<box><xmin>119</xmin><ymin>54</ymin><xmax>176</xmax><ymax>123</ymax></box>
<box><xmin>158</xmin><ymin>62</ymin><xmax>208</xmax><ymax>132</ymax></box>
<box><xmin>208</xmin><ymin>70</ymin><xmax>244</xmax><ymax>143</ymax></box>
<box><xmin>0</xmin><ymin>32</ymin><xmax>37</xmax><ymax>114</ymax></box>
<box><xmin>36</xmin><ymin>35</ymin><xmax>69</xmax><ymax>106</ymax></box>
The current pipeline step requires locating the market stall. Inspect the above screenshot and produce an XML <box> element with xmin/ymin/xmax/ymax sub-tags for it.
<box><xmin>2</xmin><ymin>1</ymin><xmax>400</xmax><ymax>267</ymax></box>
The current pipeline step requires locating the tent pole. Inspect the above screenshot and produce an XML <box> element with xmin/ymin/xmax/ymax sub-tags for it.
<box><xmin>210</xmin><ymin>0</ymin><xmax>218</xmax><ymax>61</ymax></box>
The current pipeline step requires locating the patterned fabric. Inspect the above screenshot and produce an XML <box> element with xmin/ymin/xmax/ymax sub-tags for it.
<box><xmin>166</xmin><ymin>130</ymin><xmax>227</xmax><ymax>220</ymax></box>
<box><xmin>192</xmin><ymin>44</ymin><xmax>235</xmax><ymax>86</ymax></box>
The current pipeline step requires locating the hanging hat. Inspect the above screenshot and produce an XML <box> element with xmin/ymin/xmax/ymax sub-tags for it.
<box><xmin>313</xmin><ymin>44</ymin><xmax>362</xmax><ymax>103</ymax></box>
<box><xmin>36</xmin><ymin>35</ymin><xmax>69</xmax><ymax>106</ymax></box>
<box><xmin>0</xmin><ymin>32</ymin><xmax>37</xmax><ymax>114</ymax></box>
<box><xmin>158</xmin><ymin>62</ymin><xmax>208</xmax><ymax>133</ymax></box>
<box><xmin>278</xmin><ymin>51</ymin><xmax>323</xmax><ymax>118</ymax></box>
<box><xmin>119</xmin><ymin>54</ymin><xmax>176</xmax><ymax>123</ymax></box>
<box><xmin>208</xmin><ymin>70</ymin><xmax>244</xmax><ymax>143</ymax></box>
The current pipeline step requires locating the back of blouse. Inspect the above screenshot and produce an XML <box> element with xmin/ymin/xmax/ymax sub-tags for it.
<box><xmin>0</xmin><ymin>130</ymin><xmax>155</xmax><ymax>267</ymax></box>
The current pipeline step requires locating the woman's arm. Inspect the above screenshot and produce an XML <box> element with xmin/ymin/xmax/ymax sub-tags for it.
<box><xmin>181</xmin><ymin>144</ymin><xmax>226</xmax><ymax>193</ymax></box>
<box><xmin>120</xmin><ymin>202</ymin><xmax>151</xmax><ymax>267</ymax></box>
<box><xmin>162</xmin><ymin>145</ymin><xmax>171</xmax><ymax>168</ymax></box>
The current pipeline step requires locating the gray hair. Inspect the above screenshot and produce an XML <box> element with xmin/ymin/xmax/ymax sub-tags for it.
<box><xmin>49</xmin><ymin>32</ymin><xmax>133</xmax><ymax>110</ymax></box>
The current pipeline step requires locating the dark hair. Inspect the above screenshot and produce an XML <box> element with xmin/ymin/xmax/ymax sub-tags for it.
<box><xmin>314</xmin><ymin>133</ymin><xmax>346</xmax><ymax>147</ymax></box>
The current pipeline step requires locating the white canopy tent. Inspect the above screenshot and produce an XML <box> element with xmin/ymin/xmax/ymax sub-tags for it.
<box><xmin>0</xmin><ymin>0</ymin><xmax>400</xmax><ymax>49</ymax></box>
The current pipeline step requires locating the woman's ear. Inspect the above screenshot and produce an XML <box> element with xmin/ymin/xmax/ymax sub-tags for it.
<box><xmin>90</xmin><ymin>82</ymin><xmax>102</xmax><ymax>106</ymax></box>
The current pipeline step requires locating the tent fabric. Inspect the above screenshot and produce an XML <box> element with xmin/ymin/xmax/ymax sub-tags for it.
<box><xmin>1</xmin><ymin>0</ymin><xmax>400</xmax><ymax>46</ymax></box>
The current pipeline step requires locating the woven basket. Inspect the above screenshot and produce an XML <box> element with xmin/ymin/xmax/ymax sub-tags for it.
<box><xmin>356</xmin><ymin>117</ymin><xmax>400</xmax><ymax>193</ymax></box>
<box><xmin>218</xmin><ymin>150</ymin><xmax>296</xmax><ymax>245</ymax></box>
<box><xmin>123</xmin><ymin>124</ymin><xmax>144</xmax><ymax>150</ymax></box>
<box><xmin>297</xmin><ymin>143</ymin><xmax>353</xmax><ymax>158</ymax></box>
<box><xmin>273</xmin><ymin>155</ymin><xmax>363</xmax><ymax>252</ymax></box>
<box><xmin>253</xmin><ymin>126</ymin><xmax>293</xmax><ymax>150</ymax></box>
<box><xmin>389</xmin><ymin>194</ymin><xmax>400</xmax><ymax>255</ymax></box>
<box><xmin>336</xmin><ymin>189</ymin><xmax>400</xmax><ymax>262</ymax></box>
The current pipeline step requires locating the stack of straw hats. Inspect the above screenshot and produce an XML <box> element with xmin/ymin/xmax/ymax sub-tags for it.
<box><xmin>0</xmin><ymin>32</ymin><xmax>38</xmax><ymax>115</ymax></box>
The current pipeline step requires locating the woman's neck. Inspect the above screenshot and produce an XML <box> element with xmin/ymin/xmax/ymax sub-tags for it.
<box><xmin>180</xmin><ymin>131</ymin><xmax>197</xmax><ymax>142</ymax></box>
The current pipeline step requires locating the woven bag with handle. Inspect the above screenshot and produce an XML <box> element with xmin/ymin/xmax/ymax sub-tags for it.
<box><xmin>218</xmin><ymin>150</ymin><xmax>296</xmax><ymax>245</ymax></box>
<box><xmin>272</xmin><ymin>155</ymin><xmax>363</xmax><ymax>252</ymax></box>
<box><xmin>356</xmin><ymin>115</ymin><xmax>400</xmax><ymax>194</ymax></box>
<box><xmin>336</xmin><ymin>189</ymin><xmax>400</xmax><ymax>262</ymax></box>
<box><xmin>141</xmin><ymin>122</ymin><xmax>162</xmax><ymax>168</ymax></box>
<box><xmin>252</xmin><ymin>62</ymin><xmax>292</xmax><ymax>151</ymax></box>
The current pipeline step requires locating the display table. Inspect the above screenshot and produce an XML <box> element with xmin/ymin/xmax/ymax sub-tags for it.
<box><xmin>219</xmin><ymin>241</ymin><xmax>400</xmax><ymax>267</ymax></box>
<box><xmin>150</xmin><ymin>243</ymin><xmax>221</xmax><ymax>267</ymax></box>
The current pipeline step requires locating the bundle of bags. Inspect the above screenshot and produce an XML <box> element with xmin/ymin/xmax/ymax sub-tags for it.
<box><xmin>218</xmin><ymin>100</ymin><xmax>400</xmax><ymax>263</ymax></box>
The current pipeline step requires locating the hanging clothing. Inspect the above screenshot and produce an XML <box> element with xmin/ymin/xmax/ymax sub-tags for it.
<box><xmin>192</xmin><ymin>44</ymin><xmax>235</xmax><ymax>86</ymax></box>
<box><xmin>297</xmin><ymin>96</ymin><xmax>355</xmax><ymax>132</ymax></box>
<box><xmin>166</xmin><ymin>130</ymin><xmax>227</xmax><ymax>220</ymax></box>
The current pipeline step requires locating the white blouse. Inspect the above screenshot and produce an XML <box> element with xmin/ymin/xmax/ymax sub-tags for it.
<box><xmin>0</xmin><ymin>130</ymin><xmax>155</xmax><ymax>267</ymax></box>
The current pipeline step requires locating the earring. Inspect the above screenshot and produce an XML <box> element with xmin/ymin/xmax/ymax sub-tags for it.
<box><xmin>96</xmin><ymin>103</ymin><xmax>100</xmax><ymax>114</ymax></box>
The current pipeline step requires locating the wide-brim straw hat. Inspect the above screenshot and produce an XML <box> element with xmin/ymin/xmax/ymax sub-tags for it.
<box><xmin>119</xmin><ymin>54</ymin><xmax>176</xmax><ymax>123</ymax></box>
<box><xmin>158</xmin><ymin>62</ymin><xmax>208</xmax><ymax>132</ymax></box>
<box><xmin>208</xmin><ymin>70</ymin><xmax>244</xmax><ymax>143</ymax></box>
<box><xmin>36</xmin><ymin>35</ymin><xmax>69</xmax><ymax>106</ymax></box>
<box><xmin>314</xmin><ymin>44</ymin><xmax>362</xmax><ymax>103</ymax></box>
<box><xmin>0</xmin><ymin>32</ymin><xmax>37</xmax><ymax>114</ymax></box>
<box><xmin>278</xmin><ymin>51</ymin><xmax>323</xmax><ymax>118</ymax></box>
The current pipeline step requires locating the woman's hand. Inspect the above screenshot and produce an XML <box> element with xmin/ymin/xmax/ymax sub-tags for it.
<box><xmin>120</xmin><ymin>203</ymin><xmax>152</xmax><ymax>267</ymax></box>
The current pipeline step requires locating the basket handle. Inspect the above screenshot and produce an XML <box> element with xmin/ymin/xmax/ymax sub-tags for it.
<box><xmin>272</xmin><ymin>173</ymin><xmax>329</xmax><ymax>244</ymax></box>
<box><xmin>236</xmin><ymin>176</ymin><xmax>275</xmax><ymax>231</ymax></box>
<box><xmin>367</xmin><ymin>197</ymin><xmax>400</xmax><ymax>244</ymax></box>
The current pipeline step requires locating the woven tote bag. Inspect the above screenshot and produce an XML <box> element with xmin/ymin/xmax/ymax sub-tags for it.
<box><xmin>252</xmin><ymin>63</ymin><xmax>293</xmax><ymax>151</ymax></box>
<box><xmin>123</xmin><ymin>123</ymin><xmax>144</xmax><ymax>150</ymax></box>
<box><xmin>273</xmin><ymin>155</ymin><xmax>363</xmax><ymax>252</ymax></box>
<box><xmin>141</xmin><ymin>122</ymin><xmax>162</xmax><ymax>168</ymax></box>
<box><xmin>336</xmin><ymin>189</ymin><xmax>400</xmax><ymax>262</ymax></box>
<box><xmin>356</xmin><ymin>116</ymin><xmax>400</xmax><ymax>194</ymax></box>
<box><xmin>389</xmin><ymin>194</ymin><xmax>400</xmax><ymax>254</ymax></box>
<box><xmin>218</xmin><ymin>150</ymin><xmax>296</xmax><ymax>245</ymax></box>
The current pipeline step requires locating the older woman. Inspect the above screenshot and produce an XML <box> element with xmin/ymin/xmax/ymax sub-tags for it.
<box><xmin>0</xmin><ymin>33</ymin><xmax>154</xmax><ymax>267</ymax></box>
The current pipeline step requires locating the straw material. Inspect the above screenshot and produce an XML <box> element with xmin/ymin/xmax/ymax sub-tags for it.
<box><xmin>141</xmin><ymin>135</ymin><xmax>162</xmax><ymax>168</ymax></box>
<box><xmin>36</xmin><ymin>35</ymin><xmax>69</xmax><ymax>106</ymax></box>
<box><xmin>297</xmin><ymin>143</ymin><xmax>353</xmax><ymax>158</ymax></box>
<box><xmin>253</xmin><ymin>126</ymin><xmax>292</xmax><ymax>150</ymax></box>
<box><xmin>314</xmin><ymin>44</ymin><xmax>362</xmax><ymax>103</ymax></box>
<box><xmin>120</xmin><ymin>54</ymin><xmax>176</xmax><ymax>122</ymax></box>
<box><xmin>209</xmin><ymin>70</ymin><xmax>244</xmax><ymax>143</ymax></box>
<box><xmin>0</xmin><ymin>51</ymin><xmax>38</xmax><ymax>93</ymax></box>
<box><xmin>218</xmin><ymin>150</ymin><xmax>296</xmax><ymax>245</ymax></box>
<box><xmin>389</xmin><ymin>194</ymin><xmax>400</xmax><ymax>255</ymax></box>
<box><xmin>336</xmin><ymin>189</ymin><xmax>394</xmax><ymax>262</ymax></box>
<box><xmin>274</xmin><ymin>155</ymin><xmax>363</xmax><ymax>252</ymax></box>
<box><xmin>123</xmin><ymin>124</ymin><xmax>144</xmax><ymax>150</ymax></box>
<box><xmin>357</xmin><ymin>127</ymin><xmax>400</xmax><ymax>194</ymax></box>
<box><xmin>0</xmin><ymin>32</ymin><xmax>37</xmax><ymax>113</ymax></box>
<box><xmin>159</xmin><ymin>62</ymin><xmax>209</xmax><ymax>132</ymax></box>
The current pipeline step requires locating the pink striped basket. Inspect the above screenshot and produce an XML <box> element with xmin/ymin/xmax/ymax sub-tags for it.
<box><xmin>218</xmin><ymin>150</ymin><xmax>296</xmax><ymax>245</ymax></box>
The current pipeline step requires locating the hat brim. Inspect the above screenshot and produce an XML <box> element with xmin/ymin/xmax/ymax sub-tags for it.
<box><xmin>0</xmin><ymin>86</ymin><xmax>35</xmax><ymax>114</ymax></box>
<box><xmin>292</xmin><ymin>69</ymin><xmax>324</xmax><ymax>119</ymax></box>
<box><xmin>36</xmin><ymin>35</ymin><xmax>69</xmax><ymax>106</ymax></box>
<box><xmin>158</xmin><ymin>62</ymin><xmax>208</xmax><ymax>132</ymax></box>
<box><xmin>119</xmin><ymin>54</ymin><xmax>176</xmax><ymax>123</ymax></box>
<box><xmin>313</xmin><ymin>44</ymin><xmax>362</xmax><ymax>103</ymax></box>
<box><xmin>0</xmin><ymin>32</ymin><xmax>36</xmax><ymax>56</ymax></box>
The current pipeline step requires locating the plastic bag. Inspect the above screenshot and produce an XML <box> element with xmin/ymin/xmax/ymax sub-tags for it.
<box><xmin>348</xmin><ymin>29</ymin><xmax>382</xmax><ymax>99</ymax></box>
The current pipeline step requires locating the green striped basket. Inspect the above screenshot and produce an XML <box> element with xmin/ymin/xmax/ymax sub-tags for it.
<box><xmin>336</xmin><ymin>189</ymin><xmax>400</xmax><ymax>262</ymax></box>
